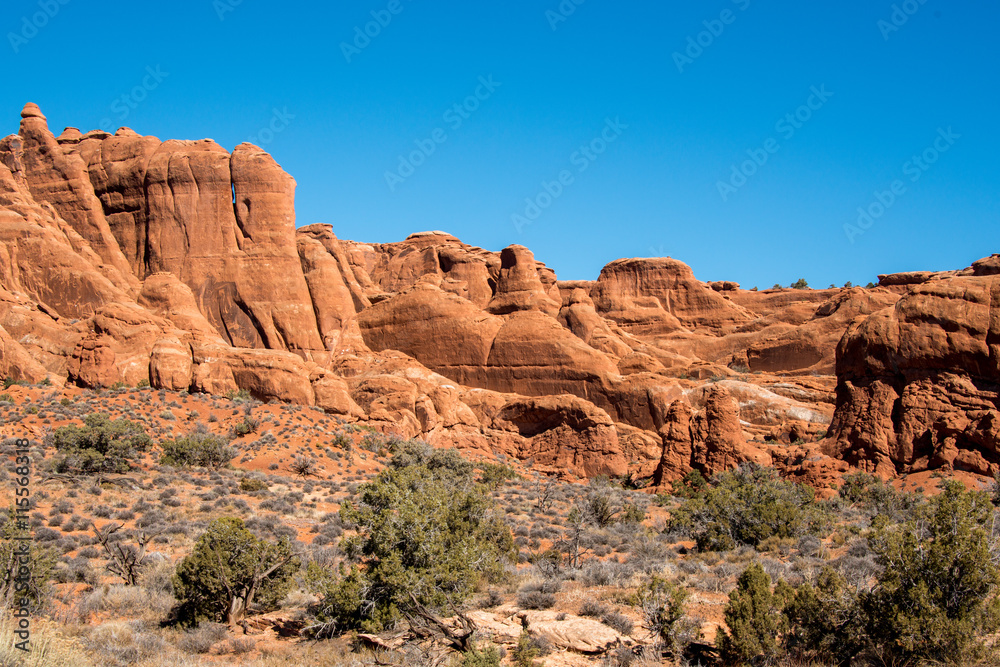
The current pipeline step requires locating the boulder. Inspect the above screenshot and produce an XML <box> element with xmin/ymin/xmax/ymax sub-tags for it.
<box><xmin>149</xmin><ymin>338</ymin><xmax>193</xmax><ymax>391</ymax></box>
<box><xmin>517</xmin><ymin>611</ymin><xmax>627</xmax><ymax>653</ymax></box>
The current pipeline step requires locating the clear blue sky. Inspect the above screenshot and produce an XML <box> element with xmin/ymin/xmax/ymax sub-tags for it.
<box><xmin>2</xmin><ymin>0</ymin><xmax>997</xmax><ymax>287</ymax></box>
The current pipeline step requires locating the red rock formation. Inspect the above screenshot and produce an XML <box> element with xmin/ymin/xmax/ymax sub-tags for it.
<box><xmin>486</xmin><ymin>245</ymin><xmax>560</xmax><ymax>316</ymax></box>
<box><xmin>492</xmin><ymin>394</ymin><xmax>626</xmax><ymax>478</ymax></box>
<box><xmin>653</xmin><ymin>386</ymin><xmax>770</xmax><ymax>484</ymax></box>
<box><xmin>17</xmin><ymin>104</ymin><xmax>138</xmax><ymax>291</ymax></box>
<box><xmin>2</xmin><ymin>102</ymin><xmax>993</xmax><ymax>485</ymax></box>
<box><xmin>828</xmin><ymin>272</ymin><xmax>1000</xmax><ymax>477</ymax></box>
<box><xmin>592</xmin><ymin>258</ymin><xmax>751</xmax><ymax>332</ymax></box>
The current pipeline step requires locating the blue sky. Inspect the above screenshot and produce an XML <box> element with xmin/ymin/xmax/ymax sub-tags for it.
<box><xmin>2</xmin><ymin>0</ymin><xmax>997</xmax><ymax>287</ymax></box>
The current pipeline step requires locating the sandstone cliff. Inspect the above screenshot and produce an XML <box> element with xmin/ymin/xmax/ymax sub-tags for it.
<box><xmin>1</xmin><ymin>103</ymin><xmax>993</xmax><ymax>483</ymax></box>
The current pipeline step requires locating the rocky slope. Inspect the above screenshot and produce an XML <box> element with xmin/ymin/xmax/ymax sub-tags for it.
<box><xmin>1</xmin><ymin>103</ymin><xmax>995</xmax><ymax>483</ymax></box>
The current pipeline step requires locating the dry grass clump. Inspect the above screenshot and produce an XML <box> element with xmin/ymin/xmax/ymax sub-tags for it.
<box><xmin>72</xmin><ymin>583</ymin><xmax>175</xmax><ymax>623</ymax></box>
<box><xmin>79</xmin><ymin>621</ymin><xmax>172</xmax><ymax>667</ymax></box>
<box><xmin>0</xmin><ymin>608</ymin><xmax>91</xmax><ymax>667</ymax></box>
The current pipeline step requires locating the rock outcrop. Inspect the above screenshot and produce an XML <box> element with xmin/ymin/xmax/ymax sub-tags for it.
<box><xmin>1</xmin><ymin>103</ymin><xmax>994</xmax><ymax>484</ymax></box>
<box><xmin>827</xmin><ymin>275</ymin><xmax>1000</xmax><ymax>477</ymax></box>
<box><xmin>653</xmin><ymin>386</ymin><xmax>771</xmax><ymax>484</ymax></box>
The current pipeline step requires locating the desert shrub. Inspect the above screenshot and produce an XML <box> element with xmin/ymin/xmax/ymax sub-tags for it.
<box><xmin>601</xmin><ymin>611</ymin><xmax>634</xmax><ymax>636</ymax></box>
<box><xmin>160</xmin><ymin>431</ymin><xmax>235</xmax><ymax>468</ymax></box>
<box><xmin>860</xmin><ymin>480</ymin><xmax>1000</xmax><ymax>664</ymax></box>
<box><xmin>483</xmin><ymin>589</ymin><xmax>504</xmax><ymax>608</ymax></box>
<box><xmin>783</xmin><ymin>566</ymin><xmax>863</xmax><ymax>664</ymax></box>
<box><xmin>669</xmin><ymin>464</ymin><xmax>827</xmax><ymax>551</ymax></box>
<box><xmin>795</xmin><ymin>534</ymin><xmax>822</xmax><ymax>557</ymax></box>
<box><xmin>172</xmin><ymin>517</ymin><xmax>299</xmax><ymax>626</ymax></box>
<box><xmin>82</xmin><ymin>621</ymin><xmax>169</xmax><ymax>667</ymax></box>
<box><xmin>781</xmin><ymin>481</ymin><xmax>1000</xmax><ymax>665</ymax></box>
<box><xmin>577</xmin><ymin>560</ymin><xmax>633</xmax><ymax>587</ymax></box>
<box><xmin>359</xmin><ymin>432</ymin><xmax>388</xmax><ymax>454</ymax></box>
<box><xmin>230</xmin><ymin>416</ymin><xmax>260</xmax><ymax>438</ymax></box>
<box><xmin>479</xmin><ymin>462</ymin><xmax>518</xmax><ymax>489</ymax></box>
<box><xmin>619</xmin><ymin>502</ymin><xmax>645</xmax><ymax>524</ymax></box>
<box><xmin>227</xmin><ymin>636</ymin><xmax>256</xmax><ymax>655</ymax></box>
<box><xmin>458</xmin><ymin>641</ymin><xmax>503</xmax><ymax>666</ymax></box>
<box><xmin>49</xmin><ymin>413</ymin><xmax>151</xmax><ymax>474</ymax></box>
<box><xmin>303</xmin><ymin>565</ymin><xmax>369</xmax><ymax>635</ymax></box>
<box><xmin>310</xmin><ymin>457</ymin><xmax>514</xmax><ymax>634</ymax></box>
<box><xmin>635</xmin><ymin>574</ymin><xmax>688</xmax><ymax>652</ymax></box>
<box><xmin>585</xmin><ymin>484</ymin><xmax>620</xmax><ymax>528</ymax></box>
<box><xmin>226</xmin><ymin>388</ymin><xmax>251</xmax><ymax>402</ymax></box>
<box><xmin>176</xmin><ymin>622</ymin><xmax>227</xmax><ymax>654</ymax></box>
<box><xmin>717</xmin><ymin>562</ymin><xmax>786</xmax><ymax>665</ymax></box>
<box><xmin>511</xmin><ymin>632</ymin><xmax>542</xmax><ymax>667</ymax></box>
<box><xmin>0</xmin><ymin>607</ymin><xmax>88</xmax><ymax>666</ymax></box>
<box><xmin>838</xmin><ymin>471</ymin><xmax>915</xmax><ymax>518</ymax></box>
<box><xmin>75</xmin><ymin>584</ymin><xmax>174</xmax><ymax>620</ymax></box>
<box><xmin>258</xmin><ymin>498</ymin><xmax>295</xmax><ymax>514</ymax></box>
<box><xmin>239</xmin><ymin>477</ymin><xmax>268</xmax><ymax>493</ymax></box>
<box><xmin>290</xmin><ymin>456</ymin><xmax>319</xmax><ymax>478</ymax></box>
<box><xmin>517</xmin><ymin>589</ymin><xmax>556</xmax><ymax>610</ymax></box>
<box><xmin>139</xmin><ymin>560</ymin><xmax>175</xmax><ymax>596</ymax></box>
<box><xmin>386</xmin><ymin>439</ymin><xmax>475</xmax><ymax>479</ymax></box>
<box><xmin>671</xmin><ymin>469</ymin><xmax>708</xmax><ymax>498</ymax></box>
<box><xmin>0</xmin><ymin>508</ymin><xmax>57</xmax><ymax>610</ymax></box>
<box><xmin>579</xmin><ymin>599</ymin><xmax>609</xmax><ymax>618</ymax></box>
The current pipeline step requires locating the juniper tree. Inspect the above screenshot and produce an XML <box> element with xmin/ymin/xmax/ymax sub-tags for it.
<box><xmin>173</xmin><ymin>517</ymin><xmax>298</xmax><ymax>627</ymax></box>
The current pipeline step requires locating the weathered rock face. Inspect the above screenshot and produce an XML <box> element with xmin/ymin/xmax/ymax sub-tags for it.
<box><xmin>68</xmin><ymin>334</ymin><xmax>121</xmax><ymax>389</ymax></box>
<box><xmin>479</xmin><ymin>311</ymin><xmax>619</xmax><ymax>399</ymax></box>
<box><xmin>486</xmin><ymin>245</ymin><xmax>560</xmax><ymax>316</ymax></box>
<box><xmin>2</xmin><ymin>103</ymin><xmax>993</xmax><ymax>484</ymax></box>
<box><xmin>493</xmin><ymin>394</ymin><xmax>626</xmax><ymax>477</ymax></box>
<box><xmin>517</xmin><ymin>610</ymin><xmax>627</xmax><ymax>653</ymax></box>
<box><xmin>828</xmin><ymin>275</ymin><xmax>1000</xmax><ymax>477</ymax></box>
<box><xmin>149</xmin><ymin>338</ymin><xmax>193</xmax><ymax>391</ymax></box>
<box><xmin>0</xmin><ymin>321</ymin><xmax>49</xmax><ymax>383</ymax></box>
<box><xmin>358</xmin><ymin>283</ymin><xmax>503</xmax><ymax>371</ymax></box>
<box><xmin>296</xmin><ymin>224</ymin><xmax>370</xmax><ymax>355</ymax></box>
<box><xmin>592</xmin><ymin>258</ymin><xmax>752</xmax><ymax>333</ymax></box>
<box><xmin>362</xmin><ymin>231</ymin><xmax>500</xmax><ymax>307</ymax></box>
<box><xmin>653</xmin><ymin>386</ymin><xmax>770</xmax><ymax>484</ymax></box>
<box><xmin>17</xmin><ymin>106</ymin><xmax>323</xmax><ymax>353</ymax></box>
<box><xmin>18</xmin><ymin>104</ymin><xmax>138</xmax><ymax>291</ymax></box>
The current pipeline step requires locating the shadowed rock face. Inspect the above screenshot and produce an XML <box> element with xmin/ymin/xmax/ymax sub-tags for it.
<box><xmin>1</xmin><ymin>103</ymin><xmax>993</xmax><ymax>483</ymax></box>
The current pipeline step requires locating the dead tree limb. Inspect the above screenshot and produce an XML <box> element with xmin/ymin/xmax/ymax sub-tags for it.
<box><xmin>91</xmin><ymin>522</ymin><xmax>160</xmax><ymax>585</ymax></box>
